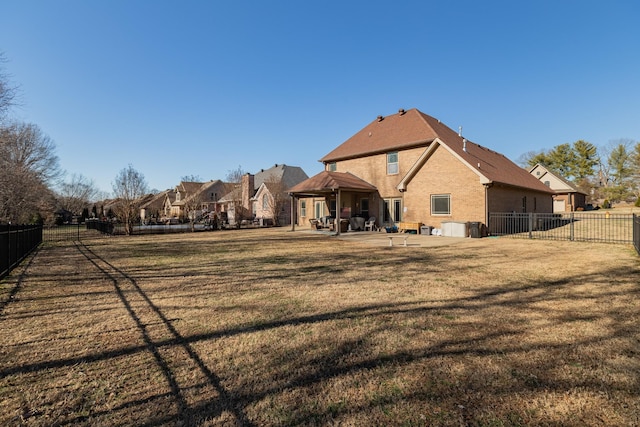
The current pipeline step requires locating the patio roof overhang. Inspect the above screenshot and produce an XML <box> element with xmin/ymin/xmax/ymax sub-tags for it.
<box><xmin>288</xmin><ymin>171</ymin><xmax>377</xmax><ymax>235</ymax></box>
<box><xmin>288</xmin><ymin>171</ymin><xmax>377</xmax><ymax>197</ymax></box>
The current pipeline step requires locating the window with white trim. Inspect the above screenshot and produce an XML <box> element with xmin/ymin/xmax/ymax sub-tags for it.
<box><xmin>328</xmin><ymin>162</ymin><xmax>337</xmax><ymax>172</ymax></box>
<box><xmin>387</xmin><ymin>152</ymin><xmax>398</xmax><ymax>175</ymax></box>
<box><xmin>431</xmin><ymin>194</ymin><xmax>450</xmax><ymax>215</ymax></box>
<box><xmin>300</xmin><ymin>200</ymin><xmax>306</xmax><ymax>217</ymax></box>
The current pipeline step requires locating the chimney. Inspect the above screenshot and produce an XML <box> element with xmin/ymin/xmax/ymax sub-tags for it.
<box><xmin>241</xmin><ymin>174</ymin><xmax>254</xmax><ymax>210</ymax></box>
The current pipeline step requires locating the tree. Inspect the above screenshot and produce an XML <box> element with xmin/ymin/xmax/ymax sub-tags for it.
<box><xmin>521</xmin><ymin>141</ymin><xmax>598</xmax><ymax>182</ymax></box>
<box><xmin>630</xmin><ymin>142</ymin><xmax>640</xmax><ymax>201</ymax></box>
<box><xmin>0</xmin><ymin>122</ymin><xmax>60</xmax><ymax>223</ymax></box>
<box><xmin>225</xmin><ymin>165</ymin><xmax>247</xmax><ymax>227</ymax></box>
<box><xmin>519</xmin><ymin>150</ymin><xmax>549</xmax><ymax>168</ymax></box>
<box><xmin>112</xmin><ymin>165</ymin><xmax>148</xmax><ymax>235</ymax></box>
<box><xmin>263</xmin><ymin>177</ymin><xmax>288</xmax><ymax>226</ymax></box>
<box><xmin>572</xmin><ymin>140</ymin><xmax>598</xmax><ymax>180</ymax></box>
<box><xmin>57</xmin><ymin>174</ymin><xmax>99</xmax><ymax>220</ymax></box>
<box><xmin>180</xmin><ymin>175</ymin><xmax>204</xmax><ymax>231</ymax></box>
<box><xmin>0</xmin><ymin>53</ymin><xmax>18</xmax><ymax>122</ymax></box>
<box><xmin>599</xmin><ymin>140</ymin><xmax>635</xmax><ymax>204</ymax></box>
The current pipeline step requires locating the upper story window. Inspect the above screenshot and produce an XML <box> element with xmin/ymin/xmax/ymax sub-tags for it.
<box><xmin>262</xmin><ymin>194</ymin><xmax>269</xmax><ymax>210</ymax></box>
<box><xmin>387</xmin><ymin>152</ymin><xmax>398</xmax><ymax>175</ymax></box>
<box><xmin>328</xmin><ymin>162</ymin><xmax>337</xmax><ymax>172</ymax></box>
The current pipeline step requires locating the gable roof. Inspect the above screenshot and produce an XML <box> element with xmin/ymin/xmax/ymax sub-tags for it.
<box><xmin>140</xmin><ymin>189</ymin><xmax>174</xmax><ymax>210</ymax></box>
<box><xmin>254</xmin><ymin>164</ymin><xmax>309</xmax><ymax>190</ymax></box>
<box><xmin>288</xmin><ymin>171</ymin><xmax>377</xmax><ymax>196</ymax></box>
<box><xmin>529</xmin><ymin>163</ymin><xmax>588</xmax><ymax>195</ymax></box>
<box><xmin>322</xmin><ymin>108</ymin><xmax>553</xmax><ymax>194</ymax></box>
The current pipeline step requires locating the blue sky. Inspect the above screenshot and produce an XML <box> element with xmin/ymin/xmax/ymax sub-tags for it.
<box><xmin>2</xmin><ymin>1</ymin><xmax>639</xmax><ymax>194</ymax></box>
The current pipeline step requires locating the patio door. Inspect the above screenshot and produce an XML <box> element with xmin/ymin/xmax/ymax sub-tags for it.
<box><xmin>315</xmin><ymin>201</ymin><xmax>325</xmax><ymax>219</ymax></box>
<box><xmin>383</xmin><ymin>198</ymin><xmax>402</xmax><ymax>223</ymax></box>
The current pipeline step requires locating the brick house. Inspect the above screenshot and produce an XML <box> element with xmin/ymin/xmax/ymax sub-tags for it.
<box><xmin>529</xmin><ymin>163</ymin><xmax>587</xmax><ymax>212</ymax></box>
<box><xmin>289</xmin><ymin>108</ymin><xmax>554</xmax><ymax>234</ymax></box>
<box><xmin>219</xmin><ymin>164</ymin><xmax>308</xmax><ymax>226</ymax></box>
<box><xmin>166</xmin><ymin>180</ymin><xmax>230</xmax><ymax>221</ymax></box>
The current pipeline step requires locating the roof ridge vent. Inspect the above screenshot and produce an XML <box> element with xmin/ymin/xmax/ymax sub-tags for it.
<box><xmin>398</xmin><ymin>108</ymin><xmax>406</xmax><ymax>115</ymax></box>
<box><xmin>377</xmin><ymin>115</ymin><xmax>384</xmax><ymax>121</ymax></box>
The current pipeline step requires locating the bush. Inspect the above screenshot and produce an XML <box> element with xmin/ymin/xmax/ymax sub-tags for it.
<box><xmin>603</xmin><ymin>199</ymin><xmax>611</xmax><ymax>209</ymax></box>
<box><xmin>635</xmin><ymin>198</ymin><xmax>640</xmax><ymax>207</ymax></box>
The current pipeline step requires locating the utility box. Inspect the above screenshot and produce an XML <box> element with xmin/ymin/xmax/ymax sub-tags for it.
<box><xmin>442</xmin><ymin>221</ymin><xmax>469</xmax><ymax>237</ymax></box>
<box><xmin>420</xmin><ymin>225</ymin><xmax>433</xmax><ymax>235</ymax></box>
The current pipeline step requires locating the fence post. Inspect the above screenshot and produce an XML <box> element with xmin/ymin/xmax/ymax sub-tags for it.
<box><xmin>570</xmin><ymin>212</ymin><xmax>575</xmax><ymax>241</ymax></box>
<box><xmin>528</xmin><ymin>213</ymin><xmax>533</xmax><ymax>239</ymax></box>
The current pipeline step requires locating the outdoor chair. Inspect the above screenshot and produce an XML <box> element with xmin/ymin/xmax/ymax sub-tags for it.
<box><xmin>364</xmin><ymin>217</ymin><xmax>376</xmax><ymax>231</ymax></box>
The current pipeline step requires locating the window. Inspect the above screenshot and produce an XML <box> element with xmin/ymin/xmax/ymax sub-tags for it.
<box><xmin>431</xmin><ymin>194</ymin><xmax>450</xmax><ymax>215</ymax></box>
<box><xmin>328</xmin><ymin>162</ymin><xmax>337</xmax><ymax>172</ymax></box>
<box><xmin>360</xmin><ymin>198</ymin><xmax>369</xmax><ymax>217</ymax></box>
<box><xmin>329</xmin><ymin>199</ymin><xmax>337</xmax><ymax>218</ymax></box>
<box><xmin>387</xmin><ymin>152</ymin><xmax>398</xmax><ymax>175</ymax></box>
<box><xmin>262</xmin><ymin>194</ymin><xmax>269</xmax><ymax>210</ymax></box>
<box><xmin>301</xmin><ymin>200</ymin><xmax>306</xmax><ymax>217</ymax></box>
<box><xmin>544</xmin><ymin>180</ymin><xmax>550</xmax><ymax>187</ymax></box>
<box><xmin>522</xmin><ymin>196</ymin><xmax>527</xmax><ymax>213</ymax></box>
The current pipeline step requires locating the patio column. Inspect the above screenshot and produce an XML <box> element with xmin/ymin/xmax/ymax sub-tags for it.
<box><xmin>336</xmin><ymin>189</ymin><xmax>341</xmax><ymax>236</ymax></box>
<box><xmin>290</xmin><ymin>194</ymin><xmax>296</xmax><ymax>231</ymax></box>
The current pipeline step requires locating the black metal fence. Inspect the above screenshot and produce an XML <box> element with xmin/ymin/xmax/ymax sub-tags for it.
<box><xmin>634</xmin><ymin>214</ymin><xmax>640</xmax><ymax>255</ymax></box>
<box><xmin>0</xmin><ymin>224</ymin><xmax>43</xmax><ymax>279</ymax></box>
<box><xmin>489</xmin><ymin>212</ymin><xmax>634</xmax><ymax>244</ymax></box>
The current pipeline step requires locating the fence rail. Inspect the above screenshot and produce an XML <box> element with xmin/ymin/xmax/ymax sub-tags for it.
<box><xmin>489</xmin><ymin>212</ymin><xmax>634</xmax><ymax>244</ymax></box>
<box><xmin>0</xmin><ymin>224</ymin><xmax>43</xmax><ymax>279</ymax></box>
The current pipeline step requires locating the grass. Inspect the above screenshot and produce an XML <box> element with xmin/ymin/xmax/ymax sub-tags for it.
<box><xmin>1</xmin><ymin>228</ymin><xmax>639</xmax><ymax>426</ymax></box>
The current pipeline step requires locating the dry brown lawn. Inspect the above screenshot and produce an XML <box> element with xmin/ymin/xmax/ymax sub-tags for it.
<box><xmin>0</xmin><ymin>228</ymin><xmax>639</xmax><ymax>426</ymax></box>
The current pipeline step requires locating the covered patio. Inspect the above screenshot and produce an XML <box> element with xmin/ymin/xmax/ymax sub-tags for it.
<box><xmin>288</xmin><ymin>171</ymin><xmax>378</xmax><ymax>235</ymax></box>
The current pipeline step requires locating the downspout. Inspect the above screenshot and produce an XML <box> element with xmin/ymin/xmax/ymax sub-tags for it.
<box><xmin>484</xmin><ymin>184</ymin><xmax>491</xmax><ymax>232</ymax></box>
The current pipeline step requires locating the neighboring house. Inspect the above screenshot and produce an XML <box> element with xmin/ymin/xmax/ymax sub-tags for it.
<box><xmin>219</xmin><ymin>164</ymin><xmax>308</xmax><ymax>226</ymax></box>
<box><xmin>289</xmin><ymin>108</ymin><xmax>554</xmax><ymax>234</ymax></box>
<box><xmin>529</xmin><ymin>163</ymin><xmax>587</xmax><ymax>212</ymax></box>
<box><xmin>139</xmin><ymin>190</ymin><xmax>175</xmax><ymax>224</ymax></box>
<box><xmin>167</xmin><ymin>180</ymin><xmax>230</xmax><ymax>220</ymax></box>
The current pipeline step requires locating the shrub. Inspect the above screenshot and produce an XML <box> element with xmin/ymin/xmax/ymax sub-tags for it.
<box><xmin>603</xmin><ymin>199</ymin><xmax>611</xmax><ymax>209</ymax></box>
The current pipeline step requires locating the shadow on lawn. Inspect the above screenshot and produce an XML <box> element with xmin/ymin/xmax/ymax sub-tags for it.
<box><xmin>2</xmin><ymin>236</ymin><xmax>639</xmax><ymax>425</ymax></box>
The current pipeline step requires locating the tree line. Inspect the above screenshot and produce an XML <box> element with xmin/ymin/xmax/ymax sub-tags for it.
<box><xmin>0</xmin><ymin>53</ymin><xmax>149</xmax><ymax>226</ymax></box>
<box><xmin>520</xmin><ymin>138</ymin><xmax>640</xmax><ymax>206</ymax></box>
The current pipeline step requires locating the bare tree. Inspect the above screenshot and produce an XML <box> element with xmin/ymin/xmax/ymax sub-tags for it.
<box><xmin>57</xmin><ymin>174</ymin><xmax>99</xmax><ymax>220</ymax></box>
<box><xmin>225</xmin><ymin>165</ymin><xmax>247</xmax><ymax>227</ymax></box>
<box><xmin>180</xmin><ymin>175</ymin><xmax>204</xmax><ymax>231</ymax></box>
<box><xmin>263</xmin><ymin>177</ymin><xmax>288</xmax><ymax>226</ymax></box>
<box><xmin>0</xmin><ymin>122</ymin><xmax>60</xmax><ymax>223</ymax></box>
<box><xmin>0</xmin><ymin>52</ymin><xmax>19</xmax><ymax>122</ymax></box>
<box><xmin>112</xmin><ymin>165</ymin><xmax>149</xmax><ymax>235</ymax></box>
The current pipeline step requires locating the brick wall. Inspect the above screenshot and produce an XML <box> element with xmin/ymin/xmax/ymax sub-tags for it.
<box><xmin>403</xmin><ymin>146</ymin><xmax>486</xmax><ymax>228</ymax></box>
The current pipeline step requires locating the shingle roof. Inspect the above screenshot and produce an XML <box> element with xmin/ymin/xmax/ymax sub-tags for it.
<box><xmin>322</xmin><ymin>108</ymin><xmax>553</xmax><ymax>193</ymax></box>
<box><xmin>288</xmin><ymin>171</ymin><xmax>377</xmax><ymax>195</ymax></box>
